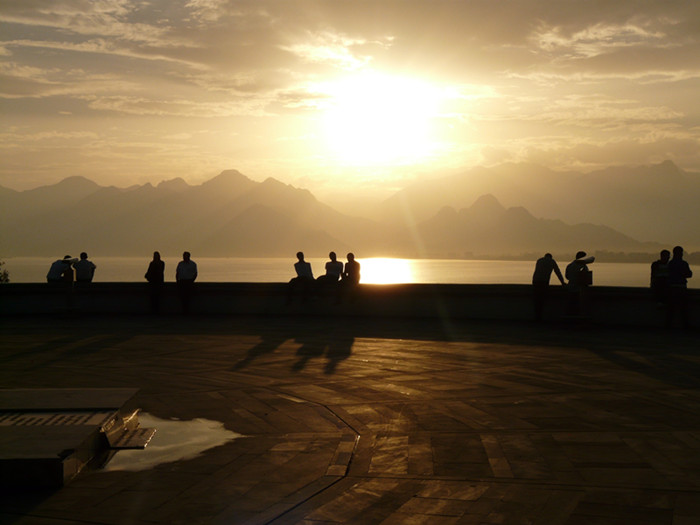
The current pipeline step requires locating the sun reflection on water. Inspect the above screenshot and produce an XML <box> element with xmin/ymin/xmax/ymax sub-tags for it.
<box><xmin>360</xmin><ymin>258</ymin><xmax>414</xmax><ymax>284</ymax></box>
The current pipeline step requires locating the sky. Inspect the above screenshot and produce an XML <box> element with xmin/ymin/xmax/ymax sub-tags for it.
<box><xmin>2</xmin><ymin>0</ymin><xmax>700</xmax><ymax>204</ymax></box>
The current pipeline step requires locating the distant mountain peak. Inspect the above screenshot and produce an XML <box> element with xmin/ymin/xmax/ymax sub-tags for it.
<box><xmin>24</xmin><ymin>175</ymin><xmax>101</xmax><ymax>198</ymax></box>
<box><xmin>54</xmin><ymin>175</ymin><xmax>100</xmax><ymax>189</ymax></box>
<box><xmin>502</xmin><ymin>206</ymin><xmax>535</xmax><ymax>222</ymax></box>
<box><xmin>157</xmin><ymin>177</ymin><xmax>190</xmax><ymax>192</ymax></box>
<box><xmin>261</xmin><ymin>176</ymin><xmax>286</xmax><ymax>187</ymax></box>
<box><xmin>650</xmin><ymin>159</ymin><xmax>683</xmax><ymax>178</ymax></box>
<box><xmin>203</xmin><ymin>169</ymin><xmax>249</xmax><ymax>185</ymax></box>
<box><xmin>435</xmin><ymin>206</ymin><xmax>458</xmax><ymax>219</ymax></box>
<box><xmin>254</xmin><ymin>177</ymin><xmax>318</xmax><ymax>204</ymax></box>
<box><xmin>219</xmin><ymin>169</ymin><xmax>246</xmax><ymax>178</ymax></box>
<box><xmin>469</xmin><ymin>194</ymin><xmax>505</xmax><ymax>213</ymax></box>
<box><xmin>199</xmin><ymin>169</ymin><xmax>255</xmax><ymax>194</ymax></box>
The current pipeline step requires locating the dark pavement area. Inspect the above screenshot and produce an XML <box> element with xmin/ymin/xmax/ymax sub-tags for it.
<box><xmin>1</xmin><ymin>314</ymin><xmax>699</xmax><ymax>524</ymax></box>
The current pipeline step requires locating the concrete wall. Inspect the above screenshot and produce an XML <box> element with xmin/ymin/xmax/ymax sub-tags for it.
<box><xmin>1</xmin><ymin>282</ymin><xmax>697</xmax><ymax>328</ymax></box>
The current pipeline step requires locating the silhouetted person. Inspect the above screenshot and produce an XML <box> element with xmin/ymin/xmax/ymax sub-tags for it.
<box><xmin>317</xmin><ymin>251</ymin><xmax>343</xmax><ymax>285</ymax></box>
<box><xmin>74</xmin><ymin>252</ymin><xmax>96</xmax><ymax>282</ymax></box>
<box><xmin>342</xmin><ymin>253</ymin><xmax>361</xmax><ymax>285</ymax></box>
<box><xmin>339</xmin><ymin>252</ymin><xmax>361</xmax><ymax>303</ymax></box>
<box><xmin>176</xmin><ymin>251</ymin><xmax>197</xmax><ymax>314</ymax></box>
<box><xmin>293</xmin><ymin>251</ymin><xmax>313</xmax><ymax>280</ymax></box>
<box><xmin>532</xmin><ymin>253</ymin><xmax>566</xmax><ymax>321</ymax></box>
<box><xmin>46</xmin><ymin>255</ymin><xmax>77</xmax><ymax>283</ymax></box>
<box><xmin>145</xmin><ymin>251</ymin><xmax>165</xmax><ymax>313</ymax></box>
<box><xmin>288</xmin><ymin>251</ymin><xmax>314</xmax><ymax>303</ymax></box>
<box><xmin>565</xmin><ymin>251</ymin><xmax>594</xmax><ymax>316</ymax></box>
<box><xmin>650</xmin><ymin>249</ymin><xmax>671</xmax><ymax>306</ymax></box>
<box><xmin>666</xmin><ymin>245</ymin><xmax>693</xmax><ymax>328</ymax></box>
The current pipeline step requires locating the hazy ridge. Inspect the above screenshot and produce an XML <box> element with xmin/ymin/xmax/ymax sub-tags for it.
<box><xmin>2</xmin><ymin>162</ymin><xmax>697</xmax><ymax>259</ymax></box>
<box><xmin>379</xmin><ymin>160</ymin><xmax>700</xmax><ymax>248</ymax></box>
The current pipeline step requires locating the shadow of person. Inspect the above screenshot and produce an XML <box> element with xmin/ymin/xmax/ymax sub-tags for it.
<box><xmin>291</xmin><ymin>333</ymin><xmax>326</xmax><ymax>372</ymax></box>
<box><xmin>324</xmin><ymin>334</ymin><xmax>355</xmax><ymax>374</ymax></box>
<box><xmin>231</xmin><ymin>333</ymin><xmax>289</xmax><ymax>371</ymax></box>
<box><xmin>589</xmin><ymin>344</ymin><xmax>700</xmax><ymax>389</ymax></box>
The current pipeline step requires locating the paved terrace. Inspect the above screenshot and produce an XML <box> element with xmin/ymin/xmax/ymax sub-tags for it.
<box><xmin>1</xmin><ymin>314</ymin><xmax>699</xmax><ymax>525</ymax></box>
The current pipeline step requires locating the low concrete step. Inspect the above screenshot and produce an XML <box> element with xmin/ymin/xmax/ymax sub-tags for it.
<box><xmin>0</xmin><ymin>388</ymin><xmax>155</xmax><ymax>488</ymax></box>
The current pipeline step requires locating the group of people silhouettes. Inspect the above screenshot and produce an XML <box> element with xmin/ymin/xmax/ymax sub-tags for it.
<box><xmin>532</xmin><ymin>247</ymin><xmax>693</xmax><ymax>327</ymax></box>
<box><xmin>46</xmin><ymin>252</ymin><xmax>97</xmax><ymax>283</ymax></box>
<box><xmin>650</xmin><ymin>246</ymin><xmax>694</xmax><ymax>328</ymax></box>
<box><xmin>45</xmin><ymin>248</ymin><xmax>692</xmax><ymax>324</ymax></box>
<box><xmin>46</xmin><ymin>250</ymin><xmax>197</xmax><ymax>314</ymax></box>
<box><xmin>288</xmin><ymin>251</ymin><xmax>361</xmax><ymax>303</ymax></box>
<box><xmin>532</xmin><ymin>251</ymin><xmax>595</xmax><ymax>320</ymax></box>
<box><xmin>143</xmin><ymin>249</ymin><xmax>360</xmax><ymax>312</ymax></box>
<box><xmin>144</xmin><ymin>251</ymin><xmax>198</xmax><ymax>313</ymax></box>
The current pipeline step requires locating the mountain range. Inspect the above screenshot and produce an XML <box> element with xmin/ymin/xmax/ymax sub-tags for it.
<box><xmin>2</xmin><ymin>161</ymin><xmax>696</xmax><ymax>259</ymax></box>
<box><xmin>378</xmin><ymin>160</ymin><xmax>700</xmax><ymax>248</ymax></box>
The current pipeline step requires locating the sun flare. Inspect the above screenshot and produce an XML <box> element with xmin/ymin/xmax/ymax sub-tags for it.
<box><xmin>360</xmin><ymin>257</ymin><xmax>414</xmax><ymax>284</ymax></box>
<box><xmin>319</xmin><ymin>72</ymin><xmax>442</xmax><ymax>165</ymax></box>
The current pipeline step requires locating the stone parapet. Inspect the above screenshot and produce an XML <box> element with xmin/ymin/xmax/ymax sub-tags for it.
<box><xmin>0</xmin><ymin>282</ymin><xmax>697</xmax><ymax>328</ymax></box>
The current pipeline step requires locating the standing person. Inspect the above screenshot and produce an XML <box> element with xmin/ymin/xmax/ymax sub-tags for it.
<box><xmin>666</xmin><ymin>245</ymin><xmax>693</xmax><ymax>328</ymax></box>
<box><xmin>46</xmin><ymin>255</ymin><xmax>77</xmax><ymax>283</ymax></box>
<box><xmin>650</xmin><ymin>249</ymin><xmax>671</xmax><ymax>306</ymax></box>
<box><xmin>145</xmin><ymin>251</ymin><xmax>165</xmax><ymax>313</ymax></box>
<box><xmin>74</xmin><ymin>252</ymin><xmax>97</xmax><ymax>282</ymax></box>
<box><xmin>565</xmin><ymin>251</ymin><xmax>595</xmax><ymax>316</ymax></box>
<box><xmin>175</xmin><ymin>251</ymin><xmax>197</xmax><ymax>314</ymax></box>
<box><xmin>532</xmin><ymin>253</ymin><xmax>566</xmax><ymax>321</ymax></box>
<box><xmin>317</xmin><ymin>251</ymin><xmax>343</xmax><ymax>284</ymax></box>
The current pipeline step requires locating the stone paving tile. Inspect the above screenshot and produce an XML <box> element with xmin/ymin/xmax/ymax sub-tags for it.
<box><xmin>1</xmin><ymin>315</ymin><xmax>699</xmax><ymax>524</ymax></box>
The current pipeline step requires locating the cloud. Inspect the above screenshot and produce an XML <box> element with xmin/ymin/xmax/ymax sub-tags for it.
<box><xmin>519</xmin><ymin>95</ymin><xmax>684</xmax><ymax>128</ymax></box>
<box><xmin>0</xmin><ymin>130</ymin><xmax>98</xmax><ymax>143</ymax></box>
<box><xmin>0</xmin><ymin>0</ymin><xmax>163</xmax><ymax>41</ymax></box>
<box><xmin>519</xmin><ymin>132</ymin><xmax>700</xmax><ymax>171</ymax></box>
<box><xmin>282</xmin><ymin>32</ymin><xmax>376</xmax><ymax>71</ymax></box>
<box><xmin>0</xmin><ymin>60</ymin><xmax>142</xmax><ymax>99</ymax></box>
<box><xmin>84</xmin><ymin>94</ymin><xmax>267</xmax><ymax>118</ymax></box>
<box><xmin>1</xmin><ymin>0</ymin><xmax>700</xmax><ymax>187</ymax></box>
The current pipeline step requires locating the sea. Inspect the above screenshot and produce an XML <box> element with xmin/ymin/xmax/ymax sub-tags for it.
<box><xmin>5</xmin><ymin>256</ymin><xmax>694</xmax><ymax>288</ymax></box>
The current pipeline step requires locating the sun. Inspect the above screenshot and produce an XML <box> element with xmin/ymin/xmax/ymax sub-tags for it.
<box><xmin>360</xmin><ymin>258</ymin><xmax>414</xmax><ymax>284</ymax></box>
<box><xmin>318</xmin><ymin>72</ymin><xmax>442</xmax><ymax>165</ymax></box>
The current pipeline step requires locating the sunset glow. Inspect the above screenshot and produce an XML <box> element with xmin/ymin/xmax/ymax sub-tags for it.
<box><xmin>1</xmin><ymin>1</ymin><xmax>700</xmax><ymax>241</ymax></box>
<box><xmin>360</xmin><ymin>258</ymin><xmax>414</xmax><ymax>284</ymax></box>
<box><xmin>319</xmin><ymin>73</ymin><xmax>442</xmax><ymax>165</ymax></box>
<box><xmin>2</xmin><ymin>1</ymin><xmax>699</xmax><ymax>201</ymax></box>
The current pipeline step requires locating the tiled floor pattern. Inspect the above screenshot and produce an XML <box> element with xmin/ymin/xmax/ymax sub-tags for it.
<box><xmin>0</xmin><ymin>316</ymin><xmax>698</xmax><ymax>524</ymax></box>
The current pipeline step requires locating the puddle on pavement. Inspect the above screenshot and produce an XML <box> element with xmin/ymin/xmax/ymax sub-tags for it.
<box><xmin>103</xmin><ymin>413</ymin><xmax>243</xmax><ymax>471</ymax></box>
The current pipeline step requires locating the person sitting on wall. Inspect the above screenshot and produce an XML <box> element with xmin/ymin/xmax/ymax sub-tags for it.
<box><xmin>288</xmin><ymin>251</ymin><xmax>314</xmax><ymax>303</ymax></box>
<box><xmin>342</xmin><ymin>253</ymin><xmax>361</xmax><ymax>286</ymax></box>
<box><xmin>337</xmin><ymin>252</ymin><xmax>362</xmax><ymax>304</ymax></box>
<box><xmin>74</xmin><ymin>252</ymin><xmax>97</xmax><ymax>283</ymax></box>
<box><xmin>316</xmin><ymin>251</ymin><xmax>343</xmax><ymax>285</ymax></box>
<box><xmin>46</xmin><ymin>255</ymin><xmax>78</xmax><ymax>283</ymax></box>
